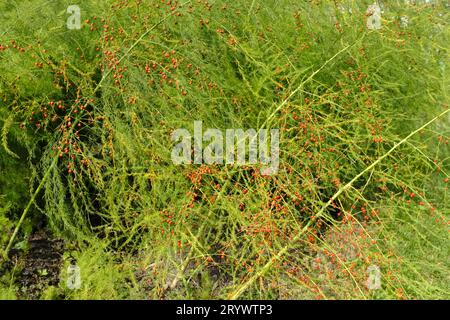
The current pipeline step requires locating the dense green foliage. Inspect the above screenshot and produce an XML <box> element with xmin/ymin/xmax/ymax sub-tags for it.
<box><xmin>0</xmin><ymin>0</ymin><xmax>448</xmax><ymax>299</ymax></box>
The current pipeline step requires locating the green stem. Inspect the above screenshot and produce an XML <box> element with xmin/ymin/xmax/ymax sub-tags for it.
<box><xmin>3</xmin><ymin>111</ymin><xmax>81</xmax><ymax>260</ymax></box>
<box><xmin>228</xmin><ymin>107</ymin><xmax>450</xmax><ymax>300</ymax></box>
<box><xmin>3</xmin><ymin>155</ymin><xmax>58</xmax><ymax>260</ymax></box>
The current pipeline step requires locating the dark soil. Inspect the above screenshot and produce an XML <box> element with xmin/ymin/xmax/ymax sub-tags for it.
<box><xmin>16</xmin><ymin>231</ymin><xmax>64</xmax><ymax>299</ymax></box>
